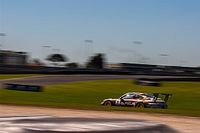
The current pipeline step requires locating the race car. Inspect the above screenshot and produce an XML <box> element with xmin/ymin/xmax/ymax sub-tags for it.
<box><xmin>101</xmin><ymin>92</ymin><xmax>172</xmax><ymax>109</ymax></box>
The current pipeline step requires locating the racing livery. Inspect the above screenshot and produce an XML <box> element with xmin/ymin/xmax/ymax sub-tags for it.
<box><xmin>101</xmin><ymin>92</ymin><xmax>172</xmax><ymax>109</ymax></box>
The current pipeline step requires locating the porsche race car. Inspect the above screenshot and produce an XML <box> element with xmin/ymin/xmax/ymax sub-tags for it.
<box><xmin>101</xmin><ymin>92</ymin><xmax>172</xmax><ymax>109</ymax></box>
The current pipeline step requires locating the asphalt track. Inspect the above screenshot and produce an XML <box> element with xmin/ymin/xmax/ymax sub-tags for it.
<box><xmin>0</xmin><ymin>75</ymin><xmax>199</xmax><ymax>86</ymax></box>
<box><xmin>0</xmin><ymin>75</ymin><xmax>134</xmax><ymax>86</ymax></box>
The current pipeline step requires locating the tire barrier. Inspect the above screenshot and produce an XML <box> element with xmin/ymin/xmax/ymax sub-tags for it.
<box><xmin>134</xmin><ymin>76</ymin><xmax>200</xmax><ymax>87</ymax></box>
<box><xmin>148</xmin><ymin>77</ymin><xmax>200</xmax><ymax>82</ymax></box>
<box><xmin>135</xmin><ymin>79</ymin><xmax>161</xmax><ymax>87</ymax></box>
<box><xmin>136</xmin><ymin>77</ymin><xmax>200</xmax><ymax>82</ymax></box>
<box><xmin>3</xmin><ymin>83</ymin><xmax>43</xmax><ymax>92</ymax></box>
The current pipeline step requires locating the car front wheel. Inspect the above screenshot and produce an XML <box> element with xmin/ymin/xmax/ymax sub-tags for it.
<box><xmin>104</xmin><ymin>101</ymin><xmax>112</xmax><ymax>106</ymax></box>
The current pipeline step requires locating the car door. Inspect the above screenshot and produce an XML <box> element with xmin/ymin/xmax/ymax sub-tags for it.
<box><xmin>121</xmin><ymin>94</ymin><xmax>136</xmax><ymax>106</ymax></box>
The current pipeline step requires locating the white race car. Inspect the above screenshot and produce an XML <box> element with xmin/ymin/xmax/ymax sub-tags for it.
<box><xmin>101</xmin><ymin>92</ymin><xmax>172</xmax><ymax>109</ymax></box>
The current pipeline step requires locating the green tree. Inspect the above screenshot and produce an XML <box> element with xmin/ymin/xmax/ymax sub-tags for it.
<box><xmin>46</xmin><ymin>54</ymin><xmax>68</xmax><ymax>66</ymax></box>
<box><xmin>86</xmin><ymin>53</ymin><xmax>105</xmax><ymax>69</ymax></box>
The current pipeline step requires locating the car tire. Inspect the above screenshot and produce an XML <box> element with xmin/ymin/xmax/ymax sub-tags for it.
<box><xmin>135</xmin><ymin>103</ymin><xmax>144</xmax><ymax>108</ymax></box>
<box><xmin>104</xmin><ymin>101</ymin><xmax>112</xmax><ymax>106</ymax></box>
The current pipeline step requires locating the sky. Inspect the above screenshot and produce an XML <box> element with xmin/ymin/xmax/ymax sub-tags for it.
<box><xmin>0</xmin><ymin>0</ymin><xmax>200</xmax><ymax>66</ymax></box>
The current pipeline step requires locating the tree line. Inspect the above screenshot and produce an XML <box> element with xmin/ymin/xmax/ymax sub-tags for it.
<box><xmin>31</xmin><ymin>53</ymin><xmax>105</xmax><ymax>69</ymax></box>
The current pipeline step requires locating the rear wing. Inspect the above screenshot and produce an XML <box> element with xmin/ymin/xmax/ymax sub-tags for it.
<box><xmin>153</xmin><ymin>93</ymin><xmax>172</xmax><ymax>102</ymax></box>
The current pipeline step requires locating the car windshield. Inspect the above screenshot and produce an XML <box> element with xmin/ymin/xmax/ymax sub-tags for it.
<box><xmin>120</xmin><ymin>93</ymin><xmax>143</xmax><ymax>99</ymax></box>
<box><xmin>120</xmin><ymin>94</ymin><xmax>134</xmax><ymax>99</ymax></box>
<box><xmin>142</xmin><ymin>93</ymin><xmax>155</xmax><ymax>98</ymax></box>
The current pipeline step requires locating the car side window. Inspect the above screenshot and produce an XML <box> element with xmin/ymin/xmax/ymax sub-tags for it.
<box><xmin>132</xmin><ymin>94</ymin><xmax>143</xmax><ymax>99</ymax></box>
<box><xmin>122</xmin><ymin>94</ymin><xmax>134</xmax><ymax>99</ymax></box>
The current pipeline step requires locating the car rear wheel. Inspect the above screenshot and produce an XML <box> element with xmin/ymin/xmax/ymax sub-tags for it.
<box><xmin>104</xmin><ymin>101</ymin><xmax>112</xmax><ymax>106</ymax></box>
<box><xmin>135</xmin><ymin>103</ymin><xmax>144</xmax><ymax>108</ymax></box>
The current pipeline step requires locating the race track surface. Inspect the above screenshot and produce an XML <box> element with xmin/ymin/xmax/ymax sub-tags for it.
<box><xmin>0</xmin><ymin>75</ymin><xmax>134</xmax><ymax>86</ymax></box>
<box><xmin>0</xmin><ymin>75</ymin><xmax>198</xmax><ymax>86</ymax></box>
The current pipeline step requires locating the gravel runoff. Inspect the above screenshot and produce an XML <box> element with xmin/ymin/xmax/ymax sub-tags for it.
<box><xmin>0</xmin><ymin>116</ymin><xmax>177</xmax><ymax>133</ymax></box>
<box><xmin>0</xmin><ymin>105</ymin><xmax>199</xmax><ymax>133</ymax></box>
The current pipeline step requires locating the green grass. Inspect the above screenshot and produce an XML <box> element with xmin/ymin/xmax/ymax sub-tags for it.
<box><xmin>0</xmin><ymin>79</ymin><xmax>200</xmax><ymax>116</ymax></box>
<box><xmin>0</xmin><ymin>74</ymin><xmax>44</xmax><ymax>80</ymax></box>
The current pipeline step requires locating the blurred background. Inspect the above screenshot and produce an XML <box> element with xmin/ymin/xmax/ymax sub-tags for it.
<box><xmin>0</xmin><ymin>0</ymin><xmax>200</xmax><ymax>75</ymax></box>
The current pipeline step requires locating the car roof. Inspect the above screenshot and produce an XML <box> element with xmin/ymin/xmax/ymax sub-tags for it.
<box><xmin>125</xmin><ymin>92</ymin><xmax>145</xmax><ymax>95</ymax></box>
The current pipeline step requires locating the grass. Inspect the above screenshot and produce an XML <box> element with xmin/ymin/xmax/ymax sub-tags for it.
<box><xmin>0</xmin><ymin>74</ymin><xmax>44</xmax><ymax>80</ymax></box>
<box><xmin>0</xmin><ymin>79</ymin><xmax>200</xmax><ymax>116</ymax></box>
